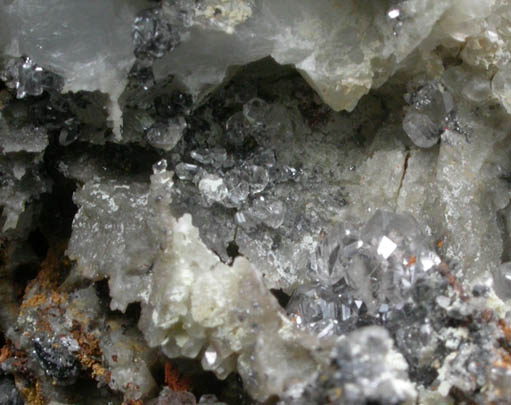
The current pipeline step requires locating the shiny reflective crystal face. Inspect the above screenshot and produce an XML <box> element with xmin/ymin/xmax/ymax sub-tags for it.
<box><xmin>288</xmin><ymin>210</ymin><xmax>442</xmax><ymax>338</ymax></box>
<box><xmin>2</xmin><ymin>0</ymin><xmax>511</xmax><ymax>404</ymax></box>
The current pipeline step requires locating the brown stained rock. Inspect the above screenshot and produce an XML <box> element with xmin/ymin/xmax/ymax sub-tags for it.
<box><xmin>71</xmin><ymin>320</ymin><xmax>110</xmax><ymax>384</ymax></box>
<box><xmin>164</xmin><ymin>362</ymin><xmax>192</xmax><ymax>393</ymax></box>
<box><xmin>124</xmin><ymin>400</ymin><xmax>144</xmax><ymax>405</ymax></box>
<box><xmin>20</xmin><ymin>294</ymin><xmax>47</xmax><ymax>310</ymax></box>
<box><xmin>0</xmin><ymin>344</ymin><xmax>12</xmax><ymax>363</ymax></box>
<box><xmin>496</xmin><ymin>319</ymin><xmax>511</xmax><ymax>370</ymax></box>
<box><xmin>0</xmin><ymin>342</ymin><xmax>31</xmax><ymax>380</ymax></box>
<box><xmin>498</xmin><ymin>319</ymin><xmax>511</xmax><ymax>344</ymax></box>
<box><xmin>10</xmin><ymin>241</ymin><xmax>111</xmax><ymax>391</ymax></box>
<box><xmin>23</xmin><ymin>242</ymin><xmax>68</xmax><ymax>295</ymax></box>
<box><xmin>18</xmin><ymin>379</ymin><xmax>45</xmax><ymax>405</ymax></box>
<box><xmin>437</xmin><ymin>262</ymin><xmax>469</xmax><ymax>301</ymax></box>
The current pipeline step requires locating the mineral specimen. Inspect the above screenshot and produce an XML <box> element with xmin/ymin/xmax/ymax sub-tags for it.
<box><xmin>3</xmin><ymin>1</ymin><xmax>511</xmax><ymax>404</ymax></box>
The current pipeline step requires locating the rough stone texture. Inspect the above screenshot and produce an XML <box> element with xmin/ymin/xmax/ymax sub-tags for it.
<box><xmin>0</xmin><ymin>99</ymin><xmax>50</xmax><ymax>232</ymax></box>
<box><xmin>67</xmin><ymin>179</ymin><xmax>156</xmax><ymax>312</ymax></box>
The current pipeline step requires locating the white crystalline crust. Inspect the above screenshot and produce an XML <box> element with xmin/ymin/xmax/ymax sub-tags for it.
<box><xmin>153</xmin><ymin>0</ymin><xmax>511</xmax><ymax>114</ymax></box>
<box><xmin>4</xmin><ymin>0</ymin><xmax>511</xmax><ymax>128</ymax></box>
<box><xmin>67</xmin><ymin>180</ymin><xmax>156</xmax><ymax>312</ymax></box>
<box><xmin>337</xmin><ymin>327</ymin><xmax>417</xmax><ymax>404</ymax></box>
<box><xmin>64</xmin><ymin>72</ymin><xmax>511</xmax><ymax>403</ymax></box>
<box><xmin>0</xmin><ymin>113</ymin><xmax>47</xmax><ymax>153</ymax></box>
<box><xmin>395</xmin><ymin>96</ymin><xmax>511</xmax><ymax>281</ymax></box>
<box><xmin>142</xmin><ymin>169</ymin><xmax>321</xmax><ymax>400</ymax></box>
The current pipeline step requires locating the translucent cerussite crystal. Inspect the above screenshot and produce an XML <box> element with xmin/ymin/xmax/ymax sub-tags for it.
<box><xmin>492</xmin><ymin>262</ymin><xmax>511</xmax><ymax>301</ymax></box>
<box><xmin>309</xmin><ymin>222</ymin><xmax>361</xmax><ymax>285</ymax></box>
<box><xmin>308</xmin><ymin>210</ymin><xmax>440</xmax><ymax>314</ymax></box>
<box><xmin>402</xmin><ymin>80</ymin><xmax>454</xmax><ymax>148</ymax></box>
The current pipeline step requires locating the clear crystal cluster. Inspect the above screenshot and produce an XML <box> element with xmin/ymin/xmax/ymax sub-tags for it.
<box><xmin>402</xmin><ymin>80</ymin><xmax>456</xmax><ymax>148</ymax></box>
<box><xmin>163</xmin><ymin>73</ymin><xmax>350</xmax><ymax>288</ymax></box>
<box><xmin>132</xmin><ymin>8</ymin><xmax>180</xmax><ymax>62</ymax></box>
<box><xmin>287</xmin><ymin>210</ymin><xmax>441</xmax><ymax>338</ymax></box>
<box><xmin>286</xmin><ymin>281</ymin><xmax>367</xmax><ymax>338</ymax></box>
<box><xmin>0</xmin><ymin>56</ymin><xmax>64</xmax><ymax>99</ymax></box>
<box><xmin>314</xmin><ymin>211</ymin><xmax>440</xmax><ymax>309</ymax></box>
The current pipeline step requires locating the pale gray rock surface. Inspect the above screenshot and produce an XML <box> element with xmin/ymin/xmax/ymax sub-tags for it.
<box><xmin>1</xmin><ymin>0</ymin><xmax>150</xmax><ymax>133</ymax></box>
<box><xmin>67</xmin><ymin>179</ymin><xmax>156</xmax><ymax>312</ymax></box>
